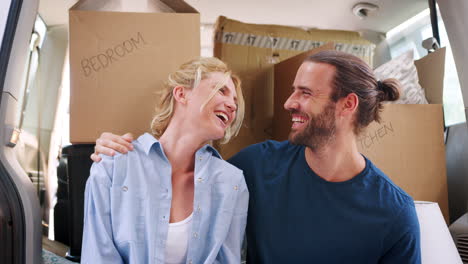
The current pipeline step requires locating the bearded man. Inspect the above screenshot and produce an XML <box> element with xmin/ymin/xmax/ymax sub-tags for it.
<box><xmin>92</xmin><ymin>51</ymin><xmax>421</xmax><ymax>264</ymax></box>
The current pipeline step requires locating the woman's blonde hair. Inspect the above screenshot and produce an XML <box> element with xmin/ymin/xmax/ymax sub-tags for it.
<box><xmin>150</xmin><ymin>57</ymin><xmax>244</xmax><ymax>144</ymax></box>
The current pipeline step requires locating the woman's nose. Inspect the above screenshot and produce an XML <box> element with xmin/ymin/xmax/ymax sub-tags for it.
<box><xmin>226</xmin><ymin>99</ymin><xmax>237</xmax><ymax>112</ymax></box>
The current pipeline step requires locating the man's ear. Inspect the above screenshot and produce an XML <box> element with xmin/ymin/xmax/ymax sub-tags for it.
<box><xmin>338</xmin><ymin>93</ymin><xmax>359</xmax><ymax>117</ymax></box>
<box><xmin>173</xmin><ymin>86</ymin><xmax>188</xmax><ymax>104</ymax></box>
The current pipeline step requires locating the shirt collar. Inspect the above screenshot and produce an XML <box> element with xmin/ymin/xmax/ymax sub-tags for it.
<box><xmin>200</xmin><ymin>144</ymin><xmax>222</xmax><ymax>159</ymax></box>
<box><xmin>138</xmin><ymin>133</ymin><xmax>161</xmax><ymax>155</ymax></box>
<box><xmin>137</xmin><ymin>133</ymin><xmax>222</xmax><ymax>159</ymax></box>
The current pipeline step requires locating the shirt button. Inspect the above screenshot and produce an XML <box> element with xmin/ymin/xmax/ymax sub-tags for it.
<box><xmin>122</xmin><ymin>186</ymin><xmax>128</xmax><ymax>192</ymax></box>
<box><xmin>193</xmin><ymin>232</ymin><xmax>198</xmax><ymax>238</ymax></box>
<box><xmin>189</xmin><ymin>260</ymin><xmax>193</xmax><ymax>264</ymax></box>
<box><xmin>198</xmin><ymin>156</ymin><xmax>203</xmax><ymax>161</ymax></box>
<box><xmin>197</xmin><ymin>177</ymin><xmax>203</xmax><ymax>183</ymax></box>
<box><xmin>197</xmin><ymin>206</ymin><xmax>201</xmax><ymax>212</ymax></box>
<box><xmin>234</xmin><ymin>185</ymin><xmax>238</xmax><ymax>191</ymax></box>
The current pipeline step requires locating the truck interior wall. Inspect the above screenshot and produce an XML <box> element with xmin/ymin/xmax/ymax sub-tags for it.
<box><xmin>446</xmin><ymin>123</ymin><xmax>468</xmax><ymax>224</ymax></box>
<box><xmin>438</xmin><ymin>0</ymin><xmax>468</xmax><ymax>121</ymax></box>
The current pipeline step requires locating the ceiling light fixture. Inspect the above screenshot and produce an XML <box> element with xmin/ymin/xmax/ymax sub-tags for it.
<box><xmin>352</xmin><ymin>2</ymin><xmax>379</xmax><ymax>19</ymax></box>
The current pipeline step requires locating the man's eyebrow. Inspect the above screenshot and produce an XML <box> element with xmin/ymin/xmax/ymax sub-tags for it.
<box><xmin>293</xmin><ymin>85</ymin><xmax>313</xmax><ymax>92</ymax></box>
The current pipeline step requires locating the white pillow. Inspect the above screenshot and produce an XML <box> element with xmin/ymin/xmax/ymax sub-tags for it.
<box><xmin>374</xmin><ymin>50</ymin><xmax>428</xmax><ymax>104</ymax></box>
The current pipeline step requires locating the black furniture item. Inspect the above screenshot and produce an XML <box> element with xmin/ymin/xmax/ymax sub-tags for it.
<box><xmin>61</xmin><ymin>144</ymin><xmax>95</xmax><ymax>262</ymax></box>
<box><xmin>54</xmin><ymin>158</ymin><xmax>70</xmax><ymax>245</ymax></box>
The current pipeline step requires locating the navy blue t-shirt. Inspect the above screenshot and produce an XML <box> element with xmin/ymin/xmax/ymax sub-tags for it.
<box><xmin>228</xmin><ymin>140</ymin><xmax>421</xmax><ymax>264</ymax></box>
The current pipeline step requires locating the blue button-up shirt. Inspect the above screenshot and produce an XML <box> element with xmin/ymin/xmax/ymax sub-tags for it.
<box><xmin>81</xmin><ymin>133</ymin><xmax>249</xmax><ymax>264</ymax></box>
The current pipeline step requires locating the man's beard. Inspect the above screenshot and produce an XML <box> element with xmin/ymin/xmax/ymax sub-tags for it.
<box><xmin>288</xmin><ymin>101</ymin><xmax>337</xmax><ymax>152</ymax></box>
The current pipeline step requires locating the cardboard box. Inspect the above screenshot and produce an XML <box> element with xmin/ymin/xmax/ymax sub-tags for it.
<box><xmin>69</xmin><ymin>0</ymin><xmax>200</xmax><ymax>143</ymax></box>
<box><xmin>213</xmin><ymin>16</ymin><xmax>375</xmax><ymax>158</ymax></box>
<box><xmin>273</xmin><ymin>47</ymin><xmax>449</xmax><ymax>221</ymax></box>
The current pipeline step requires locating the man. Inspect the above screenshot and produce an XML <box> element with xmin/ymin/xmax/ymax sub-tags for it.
<box><xmin>92</xmin><ymin>51</ymin><xmax>421</xmax><ymax>263</ymax></box>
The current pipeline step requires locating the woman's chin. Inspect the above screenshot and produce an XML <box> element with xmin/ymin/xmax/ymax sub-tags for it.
<box><xmin>206</xmin><ymin>131</ymin><xmax>225</xmax><ymax>142</ymax></box>
<box><xmin>212</xmin><ymin>135</ymin><xmax>225</xmax><ymax>142</ymax></box>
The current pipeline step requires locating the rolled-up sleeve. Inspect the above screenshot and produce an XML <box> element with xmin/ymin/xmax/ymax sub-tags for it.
<box><xmin>215</xmin><ymin>173</ymin><xmax>249</xmax><ymax>263</ymax></box>
<box><xmin>81</xmin><ymin>156</ymin><xmax>124</xmax><ymax>264</ymax></box>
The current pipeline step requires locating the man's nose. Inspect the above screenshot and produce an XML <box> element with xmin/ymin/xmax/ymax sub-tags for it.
<box><xmin>284</xmin><ymin>95</ymin><xmax>299</xmax><ymax>111</ymax></box>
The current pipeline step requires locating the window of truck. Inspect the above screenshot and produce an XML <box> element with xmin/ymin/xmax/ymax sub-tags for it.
<box><xmin>386</xmin><ymin>7</ymin><xmax>465</xmax><ymax>126</ymax></box>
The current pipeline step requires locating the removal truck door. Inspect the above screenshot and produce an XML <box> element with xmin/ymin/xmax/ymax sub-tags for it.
<box><xmin>0</xmin><ymin>0</ymin><xmax>42</xmax><ymax>263</ymax></box>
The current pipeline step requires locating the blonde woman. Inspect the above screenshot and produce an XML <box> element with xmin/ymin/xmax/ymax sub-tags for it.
<box><xmin>81</xmin><ymin>57</ymin><xmax>248</xmax><ymax>264</ymax></box>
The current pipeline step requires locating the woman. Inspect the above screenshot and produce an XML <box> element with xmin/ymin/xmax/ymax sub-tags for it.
<box><xmin>81</xmin><ymin>57</ymin><xmax>248</xmax><ymax>264</ymax></box>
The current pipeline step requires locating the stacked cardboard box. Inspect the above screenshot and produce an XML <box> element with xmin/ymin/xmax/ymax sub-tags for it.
<box><xmin>213</xmin><ymin>16</ymin><xmax>374</xmax><ymax>158</ymax></box>
<box><xmin>69</xmin><ymin>0</ymin><xmax>200</xmax><ymax>143</ymax></box>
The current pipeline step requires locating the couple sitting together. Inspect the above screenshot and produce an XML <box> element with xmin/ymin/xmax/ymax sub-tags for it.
<box><xmin>81</xmin><ymin>51</ymin><xmax>420</xmax><ymax>264</ymax></box>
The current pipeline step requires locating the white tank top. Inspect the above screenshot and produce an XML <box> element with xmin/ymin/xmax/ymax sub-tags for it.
<box><xmin>164</xmin><ymin>213</ymin><xmax>193</xmax><ymax>264</ymax></box>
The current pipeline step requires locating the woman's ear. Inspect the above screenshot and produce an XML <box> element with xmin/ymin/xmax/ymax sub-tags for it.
<box><xmin>173</xmin><ymin>86</ymin><xmax>188</xmax><ymax>104</ymax></box>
